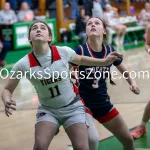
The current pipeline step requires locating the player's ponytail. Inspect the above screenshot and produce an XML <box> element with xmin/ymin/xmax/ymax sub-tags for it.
<box><xmin>109</xmin><ymin>73</ymin><xmax>116</xmax><ymax>85</ymax></box>
<box><xmin>104</xmin><ymin>71</ymin><xmax>116</xmax><ymax>85</ymax></box>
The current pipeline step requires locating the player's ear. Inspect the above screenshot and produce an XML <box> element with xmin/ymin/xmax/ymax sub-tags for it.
<box><xmin>28</xmin><ymin>38</ymin><xmax>31</xmax><ymax>42</ymax></box>
<box><xmin>28</xmin><ymin>35</ymin><xmax>31</xmax><ymax>42</ymax></box>
<box><xmin>103</xmin><ymin>28</ymin><xmax>106</xmax><ymax>35</ymax></box>
<box><xmin>48</xmin><ymin>35</ymin><xmax>52</xmax><ymax>42</ymax></box>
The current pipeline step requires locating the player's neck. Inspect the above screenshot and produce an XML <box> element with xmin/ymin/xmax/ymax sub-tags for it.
<box><xmin>87</xmin><ymin>38</ymin><xmax>102</xmax><ymax>52</ymax></box>
<box><xmin>32</xmin><ymin>42</ymin><xmax>49</xmax><ymax>55</ymax></box>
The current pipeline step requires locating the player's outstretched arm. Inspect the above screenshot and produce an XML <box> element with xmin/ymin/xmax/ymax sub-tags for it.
<box><xmin>116</xmin><ymin>63</ymin><xmax>140</xmax><ymax>95</ymax></box>
<box><xmin>71</xmin><ymin>52</ymin><xmax>123</xmax><ymax>66</ymax></box>
<box><xmin>1</xmin><ymin>78</ymin><xmax>20</xmax><ymax>117</ymax></box>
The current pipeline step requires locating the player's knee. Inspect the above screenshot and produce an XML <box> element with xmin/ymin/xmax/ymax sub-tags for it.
<box><xmin>33</xmin><ymin>142</ymin><xmax>48</xmax><ymax>150</ymax></box>
<box><xmin>123</xmin><ymin>134</ymin><xmax>134</xmax><ymax>147</ymax></box>
<box><xmin>89</xmin><ymin>134</ymin><xmax>99</xmax><ymax>148</ymax></box>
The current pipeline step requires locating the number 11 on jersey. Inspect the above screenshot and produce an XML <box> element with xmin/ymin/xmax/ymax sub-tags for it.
<box><xmin>49</xmin><ymin>85</ymin><xmax>60</xmax><ymax>98</ymax></box>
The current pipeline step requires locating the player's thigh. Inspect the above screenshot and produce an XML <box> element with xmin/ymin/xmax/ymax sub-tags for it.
<box><xmin>63</xmin><ymin>105</ymin><xmax>89</xmax><ymax>149</ymax></box>
<box><xmin>86</xmin><ymin>113</ymin><xmax>99</xmax><ymax>142</ymax></box>
<box><xmin>103</xmin><ymin>114</ymin><xmax>133</xmax><ymax>144</ymax></box>
<box><xmin>60</xmin><ymin>100</ymin><xmax>89</xmax><ymax>149</ymax></box>
<box><xmin>34</xmin><ymin>121</ymin><xmax>59</xmax><ymax>148</ymax></box>
<box><xmin>66</xmin><ymin>123</ymin><xmax>89</xmax><ymax>150</ymax></box>
<box><xmin>86</xmin><ymin>113</ymin><xmax>99</xmax><ymax>150</ymax></box>
<box><xmin>34</xmin><ymin>108</ymin><xmax>60</xmax><ymax>148</ymax></box>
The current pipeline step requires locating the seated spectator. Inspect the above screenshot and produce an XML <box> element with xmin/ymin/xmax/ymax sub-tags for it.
<box><xmin>7</xmin><ymin>0</ymin><xmax>18</xmax><ymax>10</ymax></box>
<box><xmin>104</xmin><ymin>4</ymin><xmax>126</xmax><ymax>46</ymax></box>
<box><xmin>92</xmin><ymin>0</ymin><xmax>104</xmax><ymax>20</ymax></box>
<box><xmin>0</xmin><ymin>38</ymin><xmax>11</xmax><ymax>67</ymax></box>
<box><xmin>46</xmin><ymin>0</ymin><xmax>56</xmax><ymax>18</ymax></box>
<box><xmin>0</xmin><ymin>2</ymin><xmax>16</xmax><ymax>67</ymax></box>
<box><xmin>17</xmin><ymin>2</ymin><xmax>34</xmax><ymax>22</ymax></box>
<box><xmin>70</xmin><ymin>0</ymin><xmax>79</xmax><ymax>19</ymax></box>
<box><xmin>84</xmin><ymin>0</ymin><xmax>93</xmax><ymax>17</ymax></box>
<box><xmin>101</xmin><ymin>0</ymin><xmax>110</xmax><ymax>10</ymax></box>
<box><xmin>19</xmin><ymin>0</ymin><xmax>32</xmax><ymax>8</ymax></box>
<box><xmin>139</xmin><ymin>2</ymin><xmax>150</xmax><ymax>29</ymax></box>
<box><xmin>75</xmin><ymin>7</ymin><xmax>89</xmax><ymax>43</ymax></box>
<box><xmin>0</xmin><ymin>2</ymin><xmax>17</xmax><ymax>24</ymax></box>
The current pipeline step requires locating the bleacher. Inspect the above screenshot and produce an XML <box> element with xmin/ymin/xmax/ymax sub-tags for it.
<box><xmin>106</xmin><ymin>16</ymin><xmax>145</xmax><ymax>50</ymax></box>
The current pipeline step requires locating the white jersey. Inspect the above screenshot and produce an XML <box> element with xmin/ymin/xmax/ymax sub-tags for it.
<box><xmin>11</xmin><ymin>46</ymin><xmax>80</xmax><ymax>108</ymax></box>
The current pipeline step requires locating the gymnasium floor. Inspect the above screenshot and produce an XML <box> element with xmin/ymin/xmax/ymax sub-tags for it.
<box><xmin>0</xmin><ymin>46</ymin><xmax>150</xmax><ymax>150</ymax></box>
<box><xmin>99</xmin><ymin>123</ymin><xmax>150</xmax><ymax>150</ymax></box>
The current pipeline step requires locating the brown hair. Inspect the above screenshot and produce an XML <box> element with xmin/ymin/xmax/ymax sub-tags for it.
<box><xmin>86</xmin><ymin>17</ymin><xmax>107</xmax><ymax>39</ymax></box>
<box><xmin>28</xmin><ymin>21</ymin><xmax>52</xmax><ymax>45</ymax></box>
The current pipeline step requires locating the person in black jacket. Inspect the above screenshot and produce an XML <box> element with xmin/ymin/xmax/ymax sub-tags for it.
<box><xmin>75</xmin><ymin>7</ymin><xmax>89</xmax><ymax>43</ymax></box>
<box><xmin>84</xmin><ymin>0</ymin><xmax>93</xmax><ymax>17</ymax></box>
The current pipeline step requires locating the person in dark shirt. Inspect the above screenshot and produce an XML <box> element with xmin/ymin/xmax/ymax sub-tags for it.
<box><xmin>75</xmin><ymin>7</ymin><xmax>89</xmax><ymax>43</ymax></box>
<box><xmin>71</xmin><ymin>17</ymin><xmax>140</xmax><ymax>150</ymax></box>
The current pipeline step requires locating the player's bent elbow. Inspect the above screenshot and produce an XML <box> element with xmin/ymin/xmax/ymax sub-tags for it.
<box><xmin>5</xmin><ymin>79</ymin><xmax>20</xmax><ymax>94</ymax></box>
<box><xmin>72</xmin><ymin>54</ymin><xmax>82</xmax><ymax>66</ymax></box>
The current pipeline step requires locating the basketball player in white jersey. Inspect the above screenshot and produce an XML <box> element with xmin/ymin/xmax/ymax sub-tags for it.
<box><xmin>1</xmin><ymin>21</ymin><xmax>122</xmax><ymax>150</ymax></box>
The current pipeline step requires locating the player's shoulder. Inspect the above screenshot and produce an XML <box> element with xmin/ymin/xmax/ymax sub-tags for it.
<box><xmin>16</xmin><ymin>55</ymin><xmax>29</xmax><ymax>65</ymax></box>
<box><xmin>11</xmin><ymin>55</ymin><xmax>29</xmax><ymax>71</ymax></box>
<box><xmin>78</xmin><ymin>43</ymin><xmax>87</xmax><ymax>49</ymax></box>
<box><xmin>56</xmin><ymin>45</ymin><xmax>72</xmax><ymax>52</ymax></box>
<box><xmin>74</xmin><ymin>43</ymin><xmax>87</xmax><ymax>55</ymax></box>
<box><xmin>55</xmin><ymin>46</ymin><xmax>75</xmax><ymax>56</ymax></box>
<box><xmin>103</xmin><ymin>44</ymin><xmax>115</xmax><ymax>54</ymax></box>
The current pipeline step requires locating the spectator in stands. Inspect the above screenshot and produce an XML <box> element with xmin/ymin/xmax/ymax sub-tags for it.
<box><xmin>139</xmin><ymin>2</ymin><xmax>150</xmax><ymax>29</ymax></box>
<box><xmin>92</xmin><ymin>0</ymin><xmax>104</xmax><ymax>20</ymax></box>
<box><xmin>104</xmin><ymin>4</ymin><xmax>126</xmax><ymax>46</ymax></box>
<box><xmin>101</xmin><ymin>0</ymin><xmax>110</xmax><ymax>10</ymax></box>
<box><xmin>84</xmin><ymin>0</ymin><xmax>93</xmax><ymax>17</ymax></box>
<box><xmin>7</xmin><ymin>0</ymin><xmax>18</xmax><ymax>10</ymax></box>
<box><xmin>0</xmin><ymin>2</ymin><xmax>15</xmax><ymax>67</ymax></box>
<box><xmin>0</xmin><ymin>2</ymin><xmax>17</xmax><ymax>24</ymax></box>
<box><xmin>75</xmin><ymin>7</ymin><xmax>89</xmax><ymax>43</ymax></box>
<box><xmin>64</xmin><ymin>0</ymin><xmax>70</xmax><ymax>8</ymax></box>
<box><xmin>19</xmin><ymin>0</ymin><xmax>32</xmax><ymax>8</ymax></box>
<box><xmin>70</xmin><ymin>0</ymin><xmax>79</xmax><ymax>19</ymax></box>
<box><xmin>17</xmin><ymin>2</ymin><xmax>34</xmax><ymax>22</ymax></box>
<box><xmin>0</xmin><ymin>38</ymin><xmax>11</xmax><ymax>67</ymax></box>
<box><xmin>46</xmin><ymin>0</ymin><xmax>56</xmax><ymax>18</ymax></box>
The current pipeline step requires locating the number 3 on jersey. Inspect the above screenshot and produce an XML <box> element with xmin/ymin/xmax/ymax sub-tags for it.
<box><xmin>92</xmin><ymin>78</ymin><xmax>100</xmax><ymax>88</ymax></box>
<box><xmin>49</xmin><ymin>85</ymin><xmax>60</xmax><ymax>98</ymax></box>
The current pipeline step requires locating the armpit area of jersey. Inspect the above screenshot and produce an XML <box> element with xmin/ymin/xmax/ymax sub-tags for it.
<box><xmin>69</xmin><ymin>62</ymin><xmax>77</xmax><ymax>66</ymax></box>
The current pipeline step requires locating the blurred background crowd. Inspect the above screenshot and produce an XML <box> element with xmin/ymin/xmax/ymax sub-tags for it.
<box><xmin>0</xmin><ymin>0</ymin><xmax>150</xmax><ymax>67</ymax></box>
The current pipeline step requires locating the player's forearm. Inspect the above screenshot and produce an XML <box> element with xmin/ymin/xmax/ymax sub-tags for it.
<box><xmin>80</xmin><ymin>56</ymin><xmax>106</xmax><ymax>66</ymax></box>
<box><xmin>1</xmin><ymin>89</ymin><xmax>13</xmax><ymax>105</ymax></box>
<box><xmin>123</xmin><ymin>71</ymin><xmax>136</xmax><ymax>86</ymax></box>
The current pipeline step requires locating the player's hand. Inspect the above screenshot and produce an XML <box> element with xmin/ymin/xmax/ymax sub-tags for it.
<box><xmin>105</xmin><ymin>52</ymin><xmax>123</xmax><ymax>65</ymax></box>
<box><xmin>130</xmin><ymin>84</ymin><xmax>140</xmax><ymax>95</ymax></box>
<box><xmin>4</xmin><ymin>100</ymin><xmax>16</xmax><ymax>117</ymax></box>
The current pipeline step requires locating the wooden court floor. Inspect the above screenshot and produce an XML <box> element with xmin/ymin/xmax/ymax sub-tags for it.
<box><xmin>99</xmin><ymin>123</ymin><xmax>150</xmax><ymax>150</ymax></box>
<box><xmin>1</xmin><ymin>47</ymin><xmax>150</xmax><ymax>150</ymax></box>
